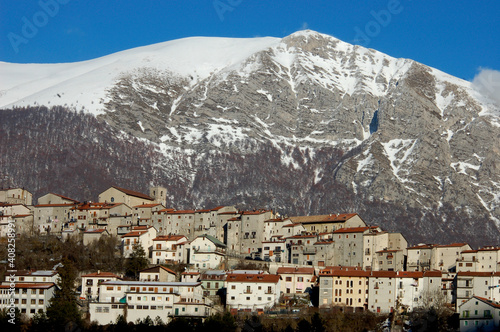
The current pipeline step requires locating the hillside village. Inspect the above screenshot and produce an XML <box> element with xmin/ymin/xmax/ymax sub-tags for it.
<box><xmin>1</xmin><ymin>186</ymin><xmax>500</xmax><ymax>331</ymax></box>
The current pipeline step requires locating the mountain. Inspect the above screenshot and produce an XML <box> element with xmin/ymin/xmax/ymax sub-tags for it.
<box><xmin>1</xmin><ymin>30</ymin><xmax>499</xmax><ymax>247</ymax></box>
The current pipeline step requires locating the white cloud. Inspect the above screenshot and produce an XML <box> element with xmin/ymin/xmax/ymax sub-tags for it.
<box><xmin>472</xmin><ymin>68</ymin><xmax>500</xmax><ymax>106</ymax></box>
<box><xmin>300</xmin><ymin>22</ymin><xmax>309</xmax><ymax>30</ymax></box>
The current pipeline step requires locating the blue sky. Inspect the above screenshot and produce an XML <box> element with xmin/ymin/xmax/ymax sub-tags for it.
<box><xmin>0</xmin><ymin>0</ymin><xmax>499</xmax><ymax>80</ymax></box>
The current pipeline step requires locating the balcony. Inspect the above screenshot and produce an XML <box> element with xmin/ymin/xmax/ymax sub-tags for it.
<box><xmin>303</xmin><ymin>248</ymin><xmax>316</xmax><ymax>255</ymax></box>
<box><xmin>243</xmin><ymin>291</ymin><xmax>252</xmax><ymax>294</ymax></box>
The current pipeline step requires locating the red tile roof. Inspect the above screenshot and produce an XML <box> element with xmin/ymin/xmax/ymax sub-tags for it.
<box><xmin>461</xmin><ymin>250</ymin><xmax>478</xmax><ymax>253</ymax></box>
<box><xmin>321</xmin><ymin>270</ymin><xmax>371</xmax><ymax>277</ymax></box>
<box><xmin>164</xmin><ymin>210</ymin><xmax>196</xmax><ymax>214</ymax></box>
<box><xmin>408</xmin><ymin>244</ymin><xmax>435</xmax><ymax>250</ymax></box>
<box><xmin>476</xmin><ymin>247</ymin><xmax>500</xmax><ymax>252</ymax></box>
<box><xmin>132</xmin><ymin>226</ymin><xmax>153</xmax><ymax>230</ymax></box>
<box><xmin>140</xmin><ymin>266</ymin><xmax>176</xmax><ymax>275</ymax></box>
<box><xmin>133</xmin><ymin>203</ymin><xmax>162</xmax><ymax>208</ymax></box>
<box><xmin>158</xmin><ymin>208</ymin><xmax>175</xmax><ymax>213</ymax></box>
<box><xmin>226</xmin><ymin>273</ymin><xmax>280</xmax><ymax>283</ymax></box>
<box><xmin>314</xmin><ymin>240</ymin><xmax>334</xmax><ymax>245</ymax></box>
<box><xmin>241</xmin><ymin>210</ymin><xmax>272</xmax><ymax>215</ymax></box>
<box><xmin>153</xmin><ymin>235</ymin><xmax>186</xmax><ymax>241</ymax></box>
<box><xmin>473</xmin><ymin>296</ymin><xmax>500</xmax><ymax>309</ymax></box>
<box><xmin>111</xmin><ymin>186</ymin><xmax>153</xmax><ymax>200</ymax></box>
<box><xmin>50</xmin><ymin>193</ymin><xmax>79</xmax><ymax>203</ymax></box>
<box><xmin>277</xmin><ymin>267</ymin><xmax>315</xmax><ymax>275</ymax></box>
<box><xmin>0</xmin><ymin>283</ymin><xmax>56</xmax><ymax>289</ymax></box>
<box><xmin>122</xmin><ymin>230</ymin><xmax>148</xmax><ymax>238</ymax></box>
<box><xmin>265</xmin><ymin>218</ymin><xmax>285</xmax><ymax>223</ymax></box>
<box><xmin>333</xmin><ymin>226</ymin><xmax>375</xmax><ymax>234</ymax></box>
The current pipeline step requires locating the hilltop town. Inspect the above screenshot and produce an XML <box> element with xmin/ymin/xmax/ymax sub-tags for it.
<box><xmin>1</xmin><ymin>186</ymin><xmax>499</xmax><ymax>331</ymax></box>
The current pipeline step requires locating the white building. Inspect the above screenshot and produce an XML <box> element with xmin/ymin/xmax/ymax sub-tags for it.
<box><xmin>457</xmin><ymin>247</ymin><xmax>500</xmax><ymax>273</ymax></box>
<box><xmin>459</xmin><ymin>296</ymin><xmax>500</xmax><ymax>332</ymax></box>
<box><xmin>0</xmin><ymin>282</ymin><xmax>56</xmax><ymax>318</ymax></box>
<box><xmin>80</xmin><ymin>271</ymin><xmax>121</xmax><ymax>301</ymax></box>
<box><xmin>432</xmin><ymin>243</ymin><xmax>471</xmax><ymax>272</ymax></box>
<box><xmin>455</xmin><ymin>272</ymin><xmax>500</xmax><ymax>309</ymax></box>
<box><xmin>394</xmin><ymin>271</ymin><xmax>442</xmax><ymax>312</ymax></box>
<box><xmin>139</xmin><ymin>266</ymin><xmax>176</xmax><ymax>282</ymax></box>
<box><xmin>6</xmin><ymin>270</ymin><xmax>59</xmax><ymax>284</ymax></box>
<box><xmin>368</xmin><ymin>270</ymin><xmax>442</xmax><ymax>314</ymax></box>
<box><xmin>188</xmin><ymin>234</ymin><xmax>226</xmax><ymax>270</ymax></box>
<box><xmin>277</xmin><ymin>267</ymin><xmax>315</xmax><ymax>296</ymax></box>
<box><xmin>88</xmin><ymin>280</ymin><xmax>210</xmax><ymax>324</ymax></box>
<box><xmin>0</xmin><ymin>270</ymin><xmax>59</xmax><ymax>318</ymax></box>
<box><xmin>225</xmin><ymin>272</ymin><xmax>281</xmax><ymax>312</ymax></box>
<box><xmin>151</xmin><ymin>235</ymin><xmax>188</xmax><ymax>264</ymax></box>
<box><xmin>122</xmin><ymin>226</ymin><xmax>157</xmax><ymax>258</ymax></box>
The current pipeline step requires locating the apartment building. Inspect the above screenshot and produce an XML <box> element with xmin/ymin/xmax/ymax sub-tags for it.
<box><xmin>226</xmin><ymin>272</ymin><xmax>281</xmax><ymax>312</ymax></box>
<box><xmin>319</xmin><ymin>267</ymin><xmax>369</xmax><ymax>310</ymax></box>
<box><xmin>89</xmin><ymin>280</ymin><xmax>210</xmax><ymax>324</ymax></box>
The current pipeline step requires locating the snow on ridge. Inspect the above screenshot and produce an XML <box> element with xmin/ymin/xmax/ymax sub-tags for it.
<box><xmin>257</xmin><ymin>89</ymin><xmax>273</xmax><ymax>102</ymax></box>
<box><xmin>382</xmin><ymin>139</ymin><xmax>418</xmax><ymax>182</ymax></box>
<box><xmin>0</xmin><ymin>36</ymin><xmax>281</xmax><ymax>114</ymax></box>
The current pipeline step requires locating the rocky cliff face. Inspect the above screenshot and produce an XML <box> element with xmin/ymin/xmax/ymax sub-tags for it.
<box><xmin>1</xmin><ymin>31</ymin><xmax>499</xmax><ymax>246</ymax></box>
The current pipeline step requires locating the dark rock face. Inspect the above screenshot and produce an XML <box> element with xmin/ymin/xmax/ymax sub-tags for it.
<box><xmin>1</xmin><ymin>31</ymin><xmax>499</xmax><ymax>247</ymax></box>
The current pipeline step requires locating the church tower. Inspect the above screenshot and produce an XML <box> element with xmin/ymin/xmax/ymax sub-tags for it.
<box><xmin>149</xmin><ymin>186</ymin><xmax>167</xmax><ymax>206</ymax></box>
